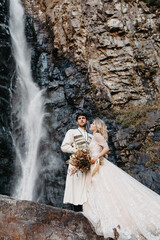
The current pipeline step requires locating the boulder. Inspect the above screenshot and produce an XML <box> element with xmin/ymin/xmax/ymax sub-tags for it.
<box><xmin>0</xmin><ymin>194</ymin><xmax>106</xmax><ymax>240</ymax></box>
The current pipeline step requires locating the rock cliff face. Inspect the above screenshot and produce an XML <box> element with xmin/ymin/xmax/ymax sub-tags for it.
<box><xmin>19</xmin><ymin>0</ymin><xmax>160</xmax><ymax>204</ymax></box>
<box><xmin>0</xmin><ymin>0</ymin><xmax>15</xmax><ymax>196</ymax></box>
<box><xmin>20</xmin><ymin>6</ymin><xmax>97</xmax><ymax>207</ymax></box>
<box><xmin>114</xmin><ymin>101</ymin><xmax>160</xmax><ymax>192</ymax></box>
<box><xmin>0</xmin><ymin>0</ymin><xmax>159</xmax><ymax>208</ymax></box>
<box><xmin>0</xmin><ymin>194</ymin><xmax>105</xmax><ymax>240</ymax></box>
<box><xmin>23</xmin><ymin>0</ymin><xmax>160</xmax><ymax>110</ymax></box>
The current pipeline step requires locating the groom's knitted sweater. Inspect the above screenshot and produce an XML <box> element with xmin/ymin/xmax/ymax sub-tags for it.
<box><xmin>61</xmin><ymin>127</ymin><xmax>92</xmax><ymax>154</ymax></box>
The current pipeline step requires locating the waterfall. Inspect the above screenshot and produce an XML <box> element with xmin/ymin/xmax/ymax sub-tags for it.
<box><xmin>9</xmin><ymin>0</ymin><xmax>45</xmax><ymax>201</ymax></box>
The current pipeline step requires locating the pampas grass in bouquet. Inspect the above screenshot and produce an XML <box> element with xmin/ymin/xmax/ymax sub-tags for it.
<box><xmin>66</xmin><ymin>149</ymin><xmax>91</xmax><ymax>175</ymax></box>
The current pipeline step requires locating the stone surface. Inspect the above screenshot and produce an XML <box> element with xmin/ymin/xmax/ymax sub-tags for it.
<box><xmin>12</xmin><ymin>0</ymin><xmax>159</xmax><ymax>206</ymax></box>
<box><xmin>10</xmin><ymin>2</ymin><xmax>98</xmax><ymax>207</ymax></box>
<box><xmin>0</xmin><ymin>0</ymin><xmax>15</xmax><ymax>196</ymax></box>
<box><xmin>22</xmin><ymin>0</ymin><xmax>160</xmax><ymax>111</ymax></box>
<box><xmin>113</xmin><ymin>109</ymin><xmax>160</xmax><ymax>193</ymax></box>
<box><xmin>0</xmin><ymin>194</ymin><xmax>106</xmax><ymax>240</ymax></box>
<box><xmin>0</xmin><ymin>0</ymin><xmax>159</xmax><ymax>211</ymax></box>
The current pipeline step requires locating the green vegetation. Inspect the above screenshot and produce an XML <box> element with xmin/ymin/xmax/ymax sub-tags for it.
<box><xmin>116</xmin><ymin>98</ymin><xmax>160</xmax><ymax>170</ymax></box>
<box><xmin>141</xmin><ymin>136</ymin><xmax>160</xmax><ymax>168</ymax></box>
<box><xmin>116</xmin><ymin>98</ymin><xmax>160</xmax><ymax>129</ymax></box>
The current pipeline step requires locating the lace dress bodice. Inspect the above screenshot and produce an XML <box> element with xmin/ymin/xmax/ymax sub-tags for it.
<box><xmin>89</xmin><ymin>133</ymin><xmax>108</xmax><ymax>158</ymax></box>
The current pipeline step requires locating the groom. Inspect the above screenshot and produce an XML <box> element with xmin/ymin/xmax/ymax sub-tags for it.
<box><xmin>61</xmin><ymin>112</ymin><xmax>92</xmax><ymax>212</ymax></box>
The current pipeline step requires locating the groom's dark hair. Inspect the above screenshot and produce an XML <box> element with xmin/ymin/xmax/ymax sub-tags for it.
<box><xmin>76</xmin><ymin>112</ymin><xmax>88</xmax><ymax>121</ymax></box>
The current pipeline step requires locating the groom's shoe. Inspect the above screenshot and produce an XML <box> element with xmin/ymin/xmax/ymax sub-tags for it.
<box><xmin>73</xmin><ymin>205</ymin><xmax>82</xmax><ymax>212</ymax></box>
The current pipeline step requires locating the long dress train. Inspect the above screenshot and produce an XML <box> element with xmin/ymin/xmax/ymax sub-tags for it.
<box><xmin>83</xmin><ymin>133</ymin><xmax>160</xmax><ymax>240</ymax></box>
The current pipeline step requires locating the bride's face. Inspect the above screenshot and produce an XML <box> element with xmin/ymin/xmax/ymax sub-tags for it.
<box><xmin>89</xmin><ymin>121</ymin><xmax>97</xmax><ymax>132</ymax></box>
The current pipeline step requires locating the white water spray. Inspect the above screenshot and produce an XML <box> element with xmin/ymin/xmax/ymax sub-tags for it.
<box><xmin>9</xmin><ymin>0</ymin><xmax>45</xmax><ymax>201</ymax></box>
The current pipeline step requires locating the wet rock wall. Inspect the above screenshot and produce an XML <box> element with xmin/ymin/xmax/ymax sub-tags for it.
<box><xmin>0</xmin><ymin>0</ymin><xmax>159</xmax><ymax>207</ymax></box>
<box><xmin>20</xmin><ymin>0</ymin><xmax>160</xmax><ymax>202</ymax></box>
<box><xmin>21</xmin><ymin>5</ymin><xmax>98</xmax><ymax>207</ymax></box>
<box><xmin>0</xmin><ymin>0</ymin><xmax>15</xmax><ymax>196</ymax></box>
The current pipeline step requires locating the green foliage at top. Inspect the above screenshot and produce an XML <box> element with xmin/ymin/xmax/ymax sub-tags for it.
<box><xmin>116</xmin><ymin>98</ymin><xmax>160</xmax><ymax>129</ymax></box>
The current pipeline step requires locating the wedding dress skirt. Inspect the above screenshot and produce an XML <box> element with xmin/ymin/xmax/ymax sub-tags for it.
<box><xmin>83</xmin><ymin>133</ymin><xmax>160</xmax><ymax>240</ymax></box>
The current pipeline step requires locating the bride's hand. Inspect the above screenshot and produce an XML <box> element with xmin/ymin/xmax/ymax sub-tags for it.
<box><xmin>90</xmin><ymin>158</ymin><xmax>98</xmax><ymax>164</ymax></box>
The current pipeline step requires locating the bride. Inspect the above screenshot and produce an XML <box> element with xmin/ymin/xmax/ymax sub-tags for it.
<box><xmin>83</xmin><ymin>118</ymin><xmax>160</xmax><ymax>240</ymax></box>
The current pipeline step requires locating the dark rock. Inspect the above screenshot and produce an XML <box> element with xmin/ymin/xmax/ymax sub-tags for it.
<box><xmin>128</xmin><ymin>141</ymin><xmax>142</xmax><ymax>150</ymax></box>
<box><xmin>137</xmin><ymin>169</ymin><xmax>154</xmax><ymax>189</ymax></box>
<box><xmin>146</xmin><ymin>111</ymin><xmax>160</xmax><ymax>129</ymax></box>
<box><xmin>138</xmin><ymin>152</ymin><xmax>151</xmax><ymax>165</ymax></box>
<box><xmin>151</xmin><ymin>148</ymin><xmax>160</xmax><ymax>159</ymax></box>
<box><xmin>0</xmin><ymin>0</ymin><xmax>15</xmax><ymax>196</ymax></box>
<box><xmin>65</xmin><ymin>66</ymin><xmax>76</xmax><ymax>77</ymax></box>
<box><xmin>154</xmin><ymin>130</ymin><xmax>160</xmax><ymax>141</ymax></box>
<box><xmin>152</xmin><ymin>169</ymin><xmax>160</xmax><ymax>182</ymax></box>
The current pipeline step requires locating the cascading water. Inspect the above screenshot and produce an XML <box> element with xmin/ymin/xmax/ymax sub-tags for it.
<box><xmin>9</xmin><ymin>0</ymin><xmax>45</xmax><ymax>201</ymax></box>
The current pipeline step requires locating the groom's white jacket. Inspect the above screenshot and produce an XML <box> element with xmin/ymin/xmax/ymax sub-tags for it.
<box><xmin>61</xmin><ymin>128</ymin><xmax>92</xmax><ymax>154</ymax></box>
<box><xmin>62</xmin><ymin>128</ymin><xmax>93</xmax><ymax>205</ymax></box>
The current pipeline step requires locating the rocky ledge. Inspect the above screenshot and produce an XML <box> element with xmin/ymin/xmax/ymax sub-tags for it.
<box><xmin>0</xmin><ymin>194</ymin><xmax>107</xmax><ymax>240</ymax></box>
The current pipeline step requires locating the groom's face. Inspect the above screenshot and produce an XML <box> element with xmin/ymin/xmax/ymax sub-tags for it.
<box><xmin>77</xmin><ymin>115</ymin><xmax>88</xmax><ymax>128</ymax></box>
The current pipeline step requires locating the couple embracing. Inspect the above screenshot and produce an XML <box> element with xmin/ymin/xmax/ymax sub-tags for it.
<box><xmin>61</xmin><ymin>112</ymin><xmax>160</xmax><ymax>240</ymax></box>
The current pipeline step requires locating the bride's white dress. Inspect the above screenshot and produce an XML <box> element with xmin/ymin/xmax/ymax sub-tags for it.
<box><xmin>83</xmin><ymin>133</ymin><xmax>160</xmax><ymax>240</ymax></box>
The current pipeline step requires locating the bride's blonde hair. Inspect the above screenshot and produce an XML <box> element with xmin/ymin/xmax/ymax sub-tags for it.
<box><xmin>94</xmin><ymin>118</ymin><xmax>108</xmax><ymax>141</ymax></box>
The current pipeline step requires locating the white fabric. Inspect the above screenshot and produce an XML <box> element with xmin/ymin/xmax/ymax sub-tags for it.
<box><xmin>63</xmin><ymin>164</ymin><xmax>89</xmax><ymax>205</ymax></box>
<box><xmin>83</xmin><ymin>133</ymin><xmax>160</xmax><ymax>240</ymax></box>
<box><xmin>78</xmin><ymin>128</ymin><xmax>88</xmax><ymax>142</ymax></box>
<box><xmin>61</xmin><ymin>129</ymin><xmax>78</xmax><ymax>154</ymax></box>
<box><xmin>62</xmin><ymin>128</ymin><xmax>92</xmax><ymax>205</ymax></box>
<box><xmin>61</xmin><ymin>128</ymin><xmax>92</xmax><ymax>153</ymax></box>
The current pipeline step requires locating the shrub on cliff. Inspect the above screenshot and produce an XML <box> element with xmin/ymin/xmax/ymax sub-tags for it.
<box><xmin>116</xmin><ymin>98</ymin><xmax>160</xmax><ymax>129</ymax></box>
